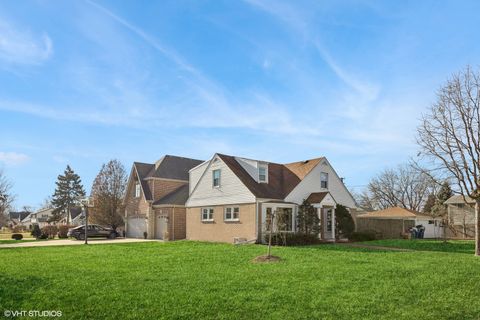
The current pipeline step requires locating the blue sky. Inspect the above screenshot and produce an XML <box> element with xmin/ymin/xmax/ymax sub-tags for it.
<box><xmin>1</xmin><ymin>0</ymin><xmax>479</xmax><ymax>208</ymax></box>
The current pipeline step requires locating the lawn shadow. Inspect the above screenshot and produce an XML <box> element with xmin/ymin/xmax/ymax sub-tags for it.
<box><xmin>0</xmin><ymin>274</ymin><xmax>45</xmax><ymax>310</ymax></box>
<box><xmin>267</xmin><ymin>243</ymin><xmax>406</xmax><ymax>254</ymax></box>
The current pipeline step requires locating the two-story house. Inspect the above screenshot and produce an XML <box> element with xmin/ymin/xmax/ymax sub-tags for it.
<box><xmin>185</xmin><ymin>153</ymin><xmax>357</xmax><ymax>243</ymax></box>
<box><xmin>445</xmin><ymin>195</ymin><xmax>475</xmax><ymax>238</ymax></box>
<box><xmin>124</xmin><ymin>155</ymin><xmax>203</xmax><ymax>239</ymax></box>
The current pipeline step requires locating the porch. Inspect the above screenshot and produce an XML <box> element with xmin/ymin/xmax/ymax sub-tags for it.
<box><xmin>260</xmin><ymin>191</ymin><xmax>337</xmax><ymax>242</ymax></box>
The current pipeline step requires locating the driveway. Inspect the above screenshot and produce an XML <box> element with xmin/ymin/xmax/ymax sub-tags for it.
<box><xmin>0</xmin><ymin>238</ymin><xmax>160</xmax><ymax>248</ymax></box>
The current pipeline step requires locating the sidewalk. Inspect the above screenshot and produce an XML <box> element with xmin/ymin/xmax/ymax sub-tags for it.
<box><xmin>0</xmin><ymin>238</ymin><xmax>160</xmax><ymax>248</ymax></box>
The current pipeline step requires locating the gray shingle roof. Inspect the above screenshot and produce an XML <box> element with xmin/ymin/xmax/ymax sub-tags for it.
<box><xmin>8</xmin><ymin>211</ymin><xmax>30</xmax><ymax>221</ymax></box>
<box><xmin>133</xmin><ymin>155</ymin><xmax>203</xmax><ymax>201</ymax></box>
<box><xmin>146</xmin><ymin>155</ymin><xmax>203</xmax><ymax>181</ymax></box>
<box><xmin>152</xmin><ymin>184</ymin><xmax>189</xmax><ymax>206</ymax></box>
<box><xmin>445</xmin><ymin>195</ymin><xmax>475</xmax><ymax>204</ymax></box>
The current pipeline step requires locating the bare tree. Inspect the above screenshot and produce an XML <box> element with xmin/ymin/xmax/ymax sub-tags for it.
<box><xmin>90</xmin><ymin>159</ymin><xmax>127</xmax><ymax>231</ymax></box>
<box><xmin>416</xmin><ymin>66</ymin><xmax>480</xmax><ymax>256</ymax></box>
<box><xmin>360</xmin><ymin>164</ymin><xmax>436</xmax><ymax>211</ymax></box>
<box><xmin>38</xmin><ymin>196</ymin><xmax>53</xmax><ymax>210</ymax></box>
<box><xmin>0</xmin><ymin>169</ymin><xmax>14</xmax><ymax>224</ymax></box>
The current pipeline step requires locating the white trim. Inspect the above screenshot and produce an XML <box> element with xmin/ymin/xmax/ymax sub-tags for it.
<box><xmin>258</xmin><ymin>163</ymin><xmax>268</xmax><ymax>183</ymax></box>
<box><xmin>201</xmin><ymin>207</ymin><xmax>214</xmax><ymax>222</ymax></box>
<box><xmin>212</xmin><ymin>169</ymin><xmax>221</xmax><ymax>188</ymax></box>
<box><xmin>224</xmin><ymin>206</ymin><xmax>240</xmax><ymax>222</ymax></box>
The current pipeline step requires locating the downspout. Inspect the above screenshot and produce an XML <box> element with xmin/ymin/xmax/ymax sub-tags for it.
<box><xmin>172</xmin><ymin>204</ymin><xmax>175</xmax><ymax>241</ymax></box>
<box><xmin>255</xmin><ymin>200</ymin><xmax>259</xmax><ymax>243</ymax></box>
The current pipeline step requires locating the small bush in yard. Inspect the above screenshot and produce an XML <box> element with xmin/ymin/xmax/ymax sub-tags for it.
<box><xmin>31</xmin><ymin>224</ymin><xmax>42</xmax><ymax>239</ymax></box>
<box><xmin>58</xmin><ymin>225</ymin><xmax>72</xmax><ymax>238</ymax></box>
<box><xmin>350</xmin><ymin>231</ymin><xmax>377</xmax><ymax>242</ymax></box>
<box><xmin>11</xmin><ymin>233</ymin><xmax>23</xmax><ymax>240</ymax></box>
<box><xmin>41</xmin><ymin>225</ymin><xmax>58</xmax><ymax>239</ymax></box>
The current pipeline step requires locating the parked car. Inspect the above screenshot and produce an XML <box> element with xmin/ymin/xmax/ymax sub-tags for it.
<box><xmin>67</xmin><ymin>225</ymin><xmax>118</xmax><ymax>240</ymax></box>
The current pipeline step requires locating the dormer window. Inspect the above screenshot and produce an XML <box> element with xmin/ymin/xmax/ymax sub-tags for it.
<box><xmin>258</xmin><ymin>164</ymin><xmax>268</xmax><ymax>183</ymax></box>
<box><xmin>320</xmin><ymin>172</ymin><xmax>328</xmax><ymax>189</ymax></box>
<box><xmin>213</xmin><ymin>169</ymin><xmax>221</xmax><ymax>188</ymax></box>
<box><xmin>135</xmin><ymin>183</ymin><xmax>141</xmax><ymax>198</ymax></box>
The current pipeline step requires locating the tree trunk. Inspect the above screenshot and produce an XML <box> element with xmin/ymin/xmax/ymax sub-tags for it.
<box><xmin>267</xmin><ymin>225</ymin><xmax>272</xmax><ymax>258</ymax></box>
<box><xmin>476</xmin><ymin>200</ymin><xmax>480</xmax><ymax>256</ymax></box>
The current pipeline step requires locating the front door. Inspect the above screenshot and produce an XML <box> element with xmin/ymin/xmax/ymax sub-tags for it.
<box><xmin>319</xmin><ymin>208</ymin><xmax>334</xmax><ymax>240</ymax></box>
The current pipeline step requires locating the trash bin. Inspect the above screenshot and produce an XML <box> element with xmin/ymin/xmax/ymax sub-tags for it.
<box><xmin>410</xmin><ymin>228</ymin><xmax>417</xmax><ymax>239</ymax></box>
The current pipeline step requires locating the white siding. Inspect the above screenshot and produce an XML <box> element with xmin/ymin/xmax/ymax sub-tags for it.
<box><xmin>186</xmin><ymin>155</ymin><xmax>256</xmax><ymax>207</ymax></box>
<box><xmin>189</xmin><ymin>161</ymin><xmax>209</xmax><ymax>194</ymax></box>
<box><xmin>285</xmin><ymin>159</ymin><xmax>356</xmax><ymax>208</ymax></box>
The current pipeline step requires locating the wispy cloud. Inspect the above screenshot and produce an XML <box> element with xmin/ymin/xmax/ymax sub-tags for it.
<box><xmin>0</xmin><ymin>18</ymin><xmax>53</xmax><ymax>65</ymax></box>
<box><xmin>0</xmin><ymin>151</ymin><xmax>29</xmax><ymax>166</ymax></box>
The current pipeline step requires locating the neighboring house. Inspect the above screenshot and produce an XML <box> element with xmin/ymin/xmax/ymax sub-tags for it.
<box><xmin>6</xmin><ymin>211</ymin><xmax>30</xmax><ymax>229</ymax></box>
<box><xmin>22</xmin><ymin>207</ymin><xmax>85</xmax><ymax>229</ymax></box>
<box><xmin>444</xmin><ymin>195</ymin><xmax>475</xmax><ymax>238</ymax></box>
<box><xmin>59</xmin><ymin>207</ymin><xmax>84</xmax><ymax>226</ymax></box>
<box><xmin>123</xmin><ymin>155</ymin><xmax>203</xmax><ymax>239</ymax></box>
<box><xmin>356</xmin><ymin>207</ymin><xmax>444</xmax><ymax>239</ymax></box>
<box><xmin>22</xmin><ymin>208</ymin><xmax>55</xmax><ymax>229</ymax></box>
<box><xmin>185</xmin><ymin>153</ymin><xmax>357</xmax><ymax>243</ymax></box>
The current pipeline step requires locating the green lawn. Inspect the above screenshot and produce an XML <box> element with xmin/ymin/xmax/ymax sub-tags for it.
<box><xmin>1</xmin><ymin>241</ymin><xmax>479</xmax><ymax>320</ymax></box>
<box><xmin>360</xmin><ymin>239</ymin><xmax>475</xmax><ymax>254</ymax></box>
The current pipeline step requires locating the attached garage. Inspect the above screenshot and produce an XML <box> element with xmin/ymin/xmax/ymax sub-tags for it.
<box><xmin>126</xmin><ymin>217</ymin><xmax>147</xmax><ymax>238</ymax></box>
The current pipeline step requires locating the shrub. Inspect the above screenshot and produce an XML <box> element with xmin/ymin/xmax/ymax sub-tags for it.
<box><xmin>264</xmin><ymin>232</ymin><xmax>320</xmax><ymax>246</ymax></box>
<box><xmin>350</xmin><ymin>231</ymin><xmax>377</xmax><ymax>242</ymax></box>
<box><xmin>31</xmin><ymin>224</ymin><xmax>42</xmax><ymax>239</ymax></box>
<box><xmin>11</xmin><ymin>233</ymin><xmax>23</xmax><ymax>240</ymax></box>
<box><xmin>41</xmin><ymin>225</ymin><xmax>59</xmax><ymax>239</ymax></box>
<box><xmin>58</xmin><ymin>225</ymin><xmax>72</xmax><ymax>239</ymax></box>
<box><xmin>335</xmin><ymin>204</ymin><xmax>355</xmax><ymax>239</ymax></box>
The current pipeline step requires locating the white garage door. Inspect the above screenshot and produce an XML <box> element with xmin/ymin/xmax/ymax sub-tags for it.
<box><xmin>127</xmin><ymin>217</ymin><xmax>147</xmax><ymax>238</ymax></box>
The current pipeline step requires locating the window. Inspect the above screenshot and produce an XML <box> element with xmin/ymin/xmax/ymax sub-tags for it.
<box><xmin>265</xmin><ymin>207</ymin><xmax>273</xmax><ymax>231</ymax></box>
<box><xmin>326</xmin><ymin>209</ymin><xmax>332</xmax><ymax>231</ymax></box>
<box><xmin>278</xmin><ymin>208</ymin><xmax>293</xmax><ymax>232</ymax></box>
<box><xmin>135</xmin><ymin>183</ymin><xmax>141</xmax><ymax>198</ymax></box>
<box><xmin>212</xmin><ymin>169</ymin><xmax>221</xmax><ymax>187</ymax></box>
<box><xmin>320</xmin><ymin>172</ymin><xmax>328</xmax><ymax>189</ymax></box>
<box><xmin>201</xmin><ymin>208</ymin><xmax>214</xmax><ymax>221</ymax></box>
<box><xmin>265</xmin><ymin>207</ymin><xmax>293</xmax><ymax>232</ymax></box>
<box><xmin>224</xmin><ymin>207</ymin><xmax>239</xmax><ymax>221</ymax></box>
<box><xmin>258</xmin><ymin>165</ymin><xmax>267</xmax><ymax>183</ymax></box>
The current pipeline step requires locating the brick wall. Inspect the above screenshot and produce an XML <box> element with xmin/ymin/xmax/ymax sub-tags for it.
<box><xmin>153</xmin><ymin>207</ymin><xmax>186</xmax><ymax>240</ymax></box>
<box><xmin>125</xmin><ymin>173</ymin><xmax>150</xmax><ymax>218</ymax></box>
<box><xmin>186</xmin><ymin>203</ymin><xmax>256</xmax><ymax>243</ymax></box>
<box><xmin>151</xmin><ymin>179</ymin><xmax>187</xmax><ymax>201</ymax></box>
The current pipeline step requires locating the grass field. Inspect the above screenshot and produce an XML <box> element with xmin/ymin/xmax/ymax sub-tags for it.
<box><xmin>1</xmin><ymin>241</ymin><xmax>479</xmax><ymax>320</ymax></box>
<box><xmin>360</xmin><ymin>239</ymin><xmax>475</xmax><ymax>254</ymax></box>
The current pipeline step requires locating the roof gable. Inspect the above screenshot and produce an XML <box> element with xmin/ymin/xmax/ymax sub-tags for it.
<box><xmin>132</xmin><ymin>155</ymin><xmax>203</xmax><ymax>201</ymax></box>
<box><xmin>217</xmin><ymin>154</ymin><xmax>323</xmax><ymax>200</ymax></box>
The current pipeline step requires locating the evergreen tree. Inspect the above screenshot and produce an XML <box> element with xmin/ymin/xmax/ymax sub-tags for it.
<box><xmin>431</xmin><ymin>181</ymin><xmax>454</xmax><ymax>242</ymax></box>
<box><xmin>296</xmin><ymin>199</ymin><xmax>320</xmax><ymax>236</ymax></box>
<box><xmin>31</xmin><ymin>224</ymin><xmax>42</xmax><ymax>239</ymax></box>
<box><xmin>51</xmin><ymin>165</ymin><xmax>85</xmax><ymax>223</ymax></box>
<box><xmin>335</xmin><ymin>204</ymin><xmax>355</xmax><ymax>239</ymax></box>
<box><xmin>423</xmin><ymin>194</ymin><xmax>436</xmax><ymax>214</ymax></box>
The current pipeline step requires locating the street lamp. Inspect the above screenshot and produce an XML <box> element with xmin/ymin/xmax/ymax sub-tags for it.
<box><xmin>79</xmin><ymin>197</ymin><xmax>93</xmax><ymax>245</ymax></box>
